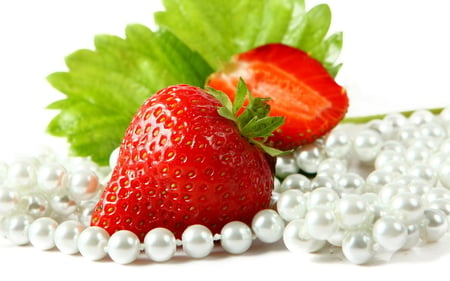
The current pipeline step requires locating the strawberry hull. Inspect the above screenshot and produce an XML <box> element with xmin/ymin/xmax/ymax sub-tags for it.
<box><xmin>91</xmin><ymin>85</ymin><xmax>274</xmax><ymax>240</ymax></box>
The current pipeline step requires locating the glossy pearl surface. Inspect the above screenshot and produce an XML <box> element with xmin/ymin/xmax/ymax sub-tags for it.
<box><xmin>77</xmin><ymin>226</ymin><xmax>110</xmax><ymax>261</ymax></box>
<box><xmin>54</xmin><ymin>220</ymin><xmax>85</xmax><ymax>254</ymax></box>
<box><xmin>220</xmin><ymin>221</ymin><xmax>253</xmax><ymax>254</ymax></box>
<box><xmin>107</xmin><ymin>230</ymin><xmax>141</xmax><ymax>264</ymax></box>
<box><xmin>251</xmin><ymin>209</ymin><xmax>284</xmax><ymax>243</ymax></box>
<box><xmin>144</xmin><ymin>227</ymin><xmax>177</xmax><ymax>262</ymax></box>
<box><xmin>182</xmin><ymin>224</ymin><xmax>214</xmax><ymax>258</ymax></box>
<box><xmin>28</xmin><ymin>217</ymin><xmax>58</xmax><ymax>250</ymax></box>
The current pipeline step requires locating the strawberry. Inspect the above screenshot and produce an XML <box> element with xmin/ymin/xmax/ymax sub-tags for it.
<box><xmin>90</xmin><ymin>82</ymin><xmax>284</xmax><ymax>240</ymax></box>
<box><xmin>207</xmin><ymin>43</ymin><xmax>348</xmax><ymax>150</ymax></box>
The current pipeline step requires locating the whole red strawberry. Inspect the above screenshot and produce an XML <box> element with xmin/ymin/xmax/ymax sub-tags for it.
<box><xmin>207</xmin><ymin>43</ymin><xmax>348</xmax><ymax>149</ymax></box>
<box><xmin>91</xmin><ymin>83</ymin><xmax>284</xmax><ymax>240</ymax></box>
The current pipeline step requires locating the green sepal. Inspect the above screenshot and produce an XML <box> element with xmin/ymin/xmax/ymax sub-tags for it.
<box><xmin>207</xmin><ymin>79</ymin><xmax>287</xmax><ymax>156</ymax></box>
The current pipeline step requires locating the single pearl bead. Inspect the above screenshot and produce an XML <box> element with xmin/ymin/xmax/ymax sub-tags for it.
<box><xmin>277</xmin><ymin>189</ymin><xmax>307</xmax><ymax>221</ymax></box>
<box><xmin>365</xmin><ymin>170</ymin><xmax>399</xmax><ymax>193</ymax></box>
<box><xmin>375</xmin><ymin>150</ymin><xmax>405</xmax><ymax>171</ymax></box>
<box><xmin>109</xmin><ymin>147</ymin><xmax>120</xmax><ymax>169</ymax></box>
<box><xmin>37</xmin><ymin>162</ymin><xmax>67</xmax><ymax>193</ymax></box>
<box><xmin>50</xmin><ymin>193</ymin><xmax>77</xmax><ymax>216</ymax></box>
<box><xmin>68</xmin><ymin>169</ymin><xmax>100</xmax><ymax>202</ymax></box>
<box><xmin>405</xmin><ymin>143</ymin><xmax>431</xmax><ymax>165</ymax></box>
<box><xmin>389</xmin><ymin>192</ymin><xmax>424</xmax><ymax>225</ymax></box>
<box><xmin>308</xmin><ymin>187</ymin><xmax>339</xmax><ymax>209</ymax></box>
<box><xmin>420</xmin><ymin>122</ymin><xmax>447</xmax><ymax>144</ymax></box>
<box><xmin>409</xmin><ymin>109</ymin><xmax>434</xmax><ymax>126</ymax></box>
<box><xmin>438</xmin><ymin>159</ymin><xmax>450</xmax><ymax>188</ymax></box>
<box><xmin>18</xmin><ymin>193</ymin><xmax>49</xmax><ymax>218</ymax></box>
<box><xmin>107</xmin><ymin>230</ymin><xmax>141</xmax><ymax>264</ymax></box>
<box><xmin>144</xmin><ymin>227</ymin><xmax>177</xmax><ymax>262</ymax></box>
<box><xmin>407</xmin><ymin>178</ymin><xmax>432</xmax><ymax>197</ymax></box>
<box><xmin>220</xmin><ymin>221</ymin><xmax>253</xmax><ymax>255</ymax></box>
<box><xmin>0</xmin><ymin>188</ymin><xmax>18</xmax><ymax>214</ymax></box>
<box><xmin>305</xmin><ymin>206</ymin><xmax>337</xmax><ymax>240</ymax></box>
<box><xmin>182</xmin><ymin>224</ymin><xmax>214</xmax><ymax>258</ymax></box>
<box><xmin>294</xmin><ymin>142</ymin><xmax>324</xmax><ymax>174</ymax></box>
<box><xmin>77</xmin><ymin>226</ymin><xmax>110</xmax><ymax>260</ymax></box>
<box><xmin>278</xmin><ymin>173</ymin><xmax>310</xmax><ymax>193</ymax></box>
<box><xmin>365</xmin><ymin>119</ymin><xmax>394</xmax><ymax>139</ymax></box>
<box><xmin>334</xmin><ymin>195</ymin><xmax>372</xmax><ymax>230</ymax></box>
<box><xmin>401</xmin><ymin>224</ymin><xmax>420</xmax><ymax>250</ymax></box>
<box><xmin>251</xmin><ymin>209</ymin><xmax>284</xmax><ymax>243</ymax></box>
<box><xmin>396</xmin><ymin>124</ymin><xmax>422</xmax><ymax>145</ymax></box>
<box><xmin>342</xmin><ymin>230</ymin><xmax>375</xmax><ymax>265</ymax></box>
<box><xmin>335</xmin><ymin>172</ymin><xmax>365</xmax><ymax>195</ymax></box>
<box><xmin>275</xmin><ymin>155</ymin><xmax>299</xmax><ymax>180</ymax></box>
<box><xmin>324</xmin><ymin>129</ymin><xmax>352</xmax><ymax>159</ymax></box>
<box><xmin>54</xmin><ymin>220</ymin><xmax>85</xmax><ymax>254</ymax></box>
<box><xmin>422</xmin><ymin>186</ymin><xmax>450</xmax><ymax>204</ymax></box>
<box><xmin>7</xmin><ymin>159</ymin><xmax>37</xmax><ymax>190</ymax></box>
<box><xmin>5</xmin><ymin>214</ymin><xmax>34</xmax><ymax>245</ymax></box>
<box><xmin>283</xmin><ymin>219</ymin><xmax>326</xmax><ymax>253</ymax></box>
<box><xmin>384</xmin><ymin>113</ymin><xmax>407</xmax><ymax>131</ymax></box>
<box><xmin>28</xmin><ymin>217</ymin><xmax>58</xmax><ymax>250</ymax></box>
<box><xmin>420</xmin><ymin>209</ymin><xmax>448</xmax><ymax>242</ymax></box>
<box><xmin>352</xmin><ymin>129</ymin><xmax>382</xmax><ymax>163</ymax></box>
<box><xmin>310</xmin><ymin>174</ymin><xmax>336</xmax><ymax>191</ymax></box>
<box><xmin>78</xmin><ymin>200</ymin><xmax>97</xmax><ymax>227</ymax></box>
<box><xmin>372</xmin><ymin>217</ymin><xmax>407</xmax><ymax>252</ymax></box>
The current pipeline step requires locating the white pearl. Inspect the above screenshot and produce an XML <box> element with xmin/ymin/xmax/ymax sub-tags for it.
<box><xmin>342</xmin><ymin>230</ymin><xmax>375</xmax><ymax>265</ymax></box>
<box><xmin>372</xmin><ymin>217</ymin><xmax>407</xmax><ymax>252</ymax></box>
<box><xmin>310</xmin><ymin>174</ymin><xmax>336</xmax><ymax>191</ymax></box>
<box><xmin>305</xmin><ymin>206</ymin><xmax>337</xmax><ymax>240</ymax></box>
<box><xmin>275</xmin><ymin>155</ymin><xmax>299</xmax><ymax>180</ymax></box>
<box><xmin>324</xmin><ymin>129</ymin><xmax>352</xmax><ymax>159</ymax></box>
<box><xmin>50</xmin><ymin>194</ymin><xmax>77</xmax><ymax>216</ymax></box>
<box><xmin>220</xmin><ymin>221</ymin><xmax>253</xmax><ymax>255</ymax></box>
<box><xmin>283</xmin><ymin>219</ymin><xmax>326</xmax><ymax>253</ymax></box>
<box><xmin>335</xmin><ymin>172</ymin><xmax>365</xmax><ymax>195</ymax></box>
<box><xmin>401</xmin><ymin>224</ymin><xmax>420</xmax><ymax>250</ymax></box>
<box><xmin>317</xmin><ymin>158</ymin><xmax>348</xmax><ymax>175</ymax></box>
<box><xmin>396</xmin><ymin>124</ymin><xmax>422</xmax><ymax>145</ymax></box>
<box><xmin>389</xmin><ymin>193</ymin><xmax>424</xmax><ymax>225</ymax></box>
<box><xmin>334</xmin><ymin>195</ymin><xmax>372</xmax><ymax>230</ymax></box>
<box><xmin>438</xmin><ymin>159</ymin><xmax>450</xmax><ymax>188</ymax></box>
<box><xmin>68</xmin><ymin>169</ymin><xmax>100</xmax><ymax>202</ymax></box>
<box><xmin>78</xmin><ymin>200</ymin><xmax>98</xmax><ymax>227</ymax></box>
<box><xmin>251</xmin><ymin>209</ymin><xmax>284</xmax><ymax>243</ymax></box>
<box><xmin>353</xmin><ymin>129</ymin><xmax>382</xmax><ymax>163</ymax></box>
<box><xmin>18</xmin><ymin>193</ymin><xmax>49</xmax><ymax>218</ymax></box>
<box><xmin>28</xmin><ymin>217</ymin><xmax>58</xmax><ymax>250</ymax></box>
<box><xmin>182</xmin><ymin>224</ymin><xmax>214</xmax><ymax>258</ymax></box>
<box><xmin>278</xmin><ymin>173</ymin><xmax>310</xmax><ymax>193</ymax></box>
<box><xmin>77</xmin><ymin>226</ymin><xmax>110</xmax><ymax>260</ymax></box>
<box><xmin>375</xmin><ymin>150</ymin><xmax>405</xmax><ymax>171</ymax></box>
<box><xmin>277</xmin><ymin>189</ymin><xmax>307</xmax><ymax>221</ymax></box>
<box><xmin>405</xmin><ymin>143</ymin><xmax>431</xmax><ymax>165</ymax></box>
<box><xmin>109</xmin><ymin>147</ymin><xmax>120</xmax><ymax>169</ymax></box>
<box><xmin>365</xmin><ymin>170</ymin><xmax>399</xmax><ymax>193</ymax></box>
<box><xmin>378</xmin><ymin>182</ymin><xmax>409</xmax><ymax>205</ymax></box>
<box><xmin>54</xmin><ymin>220</ymin><xmax>85</xmax><ymax>254</ymax></box>
<box><xmin>427</xmin><ymin>198</ymin><xmax>450</xmax><ymax>215</ymax></box>
<box><xmin>384</xmin><ymin>113</ymin><xmax>407</xmax><ymax>131</ymax></box>
<box><xmin>144</xmin><ymin>227</ymin><xmax>177</xmax><ymax>262</ymax></box>
<box><xmin>366</xmin><ymin>119</ymin><xmax>394</xmax><ymax>139</ymax></box>
<box><xmin>294</xmin><ymin>142</ymin><xmax>324</xmax><ymax>174</ymax></box>
<box><xmin>37</xmin><ymin>162</ymin><xmax>67</xmax><ymax>193</ymax></box>
<box><xmin>327</xmin><ymin>227</ymin><xmax>346</xmax><ymax>247</ymax></box>
<box><xmin>7</xmin><ymin>159</ymin><xmax>37</xmax><ymax>190</ymax></box>
<box><xmin>420</xmin><ymin>122</ymin><xmax>447</xmax><ymax>144</ymax></box>
<box><xmin>308</xmin><ymin>187</ymin><xmax>339</xmax><ymax>209</ymax></box>
<box><xmin>407</xmin><ymin>178</ymin><xmax>432</xmax><ymax>196</ymax></box>
<box><xmin>5</xmin><ymin>214</ymin><xmax>34</xmax><ymax>245</ymax></box>
<box><xmin>107</xmin><ymin>230</ymin><xmax>141</xmax><ymax>264</ymax></box>
<box><xmin>379</xmin><ymin>140</ymin><xmax>405</xmax><ymax>154</ymax></box>
<box><xmin>420</xmin><ymin>209</ymin><xmax>448</xmax><ymax>242</ymax></box>
<box><xmin>409</xmin><ymin>109</ymin><xmax>434</xmax><ymax>126</ymax></box>
<box><xmin>422</xmin><ymin>186</ymin><xmax>450</xmax><ymax>204</ymax></box>
<box><xmin>0</xmin><ymin>188</ymin><xmax>18</xmax><ymax>214</ymax></box>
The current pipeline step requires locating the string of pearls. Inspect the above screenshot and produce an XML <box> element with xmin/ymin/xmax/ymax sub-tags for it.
<box><xmin>277</xmin><ymin>107</ymin><xmax>450</xmax><ymax>264</ymax></box>
<box><xmin>1</xmin><ymin>107</ymin><xmax>450</xmax><ymax>265</ymax></box>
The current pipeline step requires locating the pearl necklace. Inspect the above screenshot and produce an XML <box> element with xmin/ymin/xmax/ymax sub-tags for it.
<box><xmin>1</xmin><ymin>107</ymin><xmax>450</xmax><ymax>265</ymax></box>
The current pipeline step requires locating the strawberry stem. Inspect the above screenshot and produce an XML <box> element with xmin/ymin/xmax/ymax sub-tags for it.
<box><xmin>207</xmin><ymin>78</ymin><xmax>288</xmax><ymax>157</ymax></box>
<box><xmin>341</xmin><ymin>107</ymin><xmax>445</xmax><ymax>124</ymax></box>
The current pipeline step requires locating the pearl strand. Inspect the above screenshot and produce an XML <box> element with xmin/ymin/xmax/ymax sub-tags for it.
<box><xmin>277</xmin><ymin>106</ymin><xmax>450</xmax><ymax>264</ymax></box>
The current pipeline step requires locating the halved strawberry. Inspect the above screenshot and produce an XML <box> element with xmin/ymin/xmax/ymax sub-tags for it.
<box><xmin>207</xmin><ymin>43</ymin><xmax>348</xmax><ymax>149</ymax></box>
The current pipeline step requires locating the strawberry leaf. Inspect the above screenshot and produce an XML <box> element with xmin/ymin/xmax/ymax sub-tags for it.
<box><xmin>47</xmin><ymin>26</ymin><xmax>213</xmax><ymax>165</ymax></box>
<box><xmin>155</xmin><ymin>0</ymin><xmax>342</xmax><ymax>76</ymax></box>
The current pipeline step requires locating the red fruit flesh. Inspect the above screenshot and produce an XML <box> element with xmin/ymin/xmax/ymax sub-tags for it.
<box><xmin>91</xmin><ymin>85</ymin><xmax>274</xmax><ymax>240</ymax></box>
<box><xmin>207</xmin><ymin>43</ymin><xmax>348</xmax><ymax>149</ymax></box>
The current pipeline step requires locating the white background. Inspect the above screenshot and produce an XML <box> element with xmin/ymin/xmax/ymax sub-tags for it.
<box><xmin>1</xmin><ymin>0</ymin><xmax>450</xmax><ymax>280</ymax></box>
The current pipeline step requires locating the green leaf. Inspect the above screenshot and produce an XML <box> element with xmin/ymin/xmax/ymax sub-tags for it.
<box><xmin>47</xmin><ymin>25</ymin><xmax>213</xmax><ymax>165</ymax></box>
<box><xmin>240</xmin><ymin>116</ymin><xmax>285</xmax><ymax>138</ymax></box>
<box><xmin>155</xmin><ymin>0</ymin><xmax>342</xmax><ymax>76</ymax></box>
